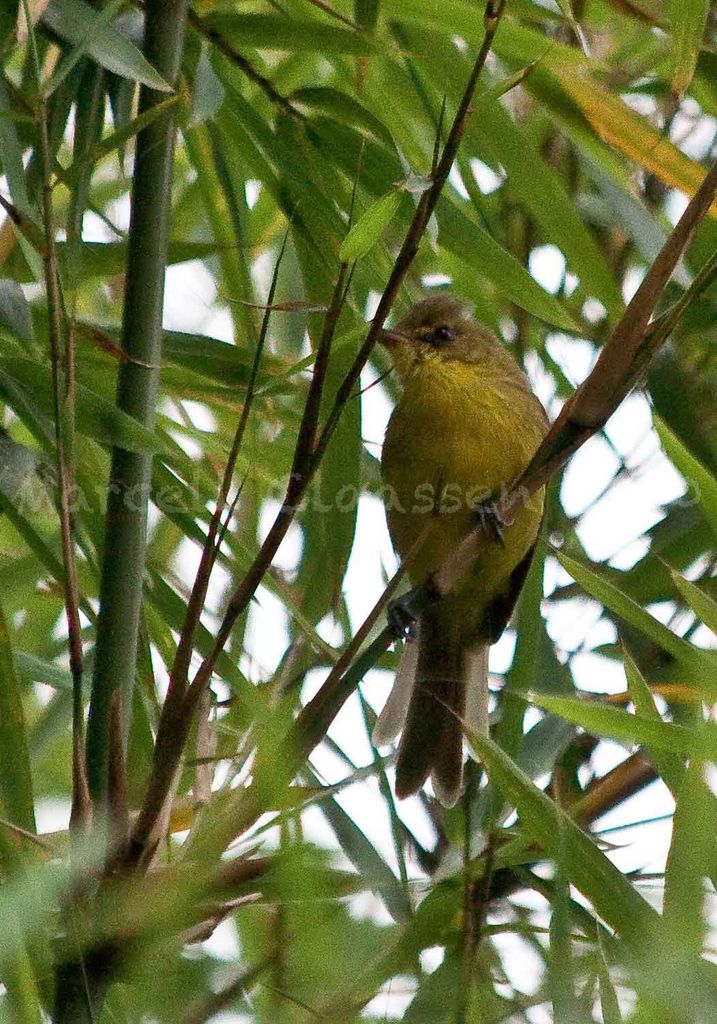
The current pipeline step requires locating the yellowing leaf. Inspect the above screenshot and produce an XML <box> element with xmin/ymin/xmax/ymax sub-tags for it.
<box><xmin>550</xmin><ymin>63</ymin><xmax>717</xmax><ymax>215</ymax></box>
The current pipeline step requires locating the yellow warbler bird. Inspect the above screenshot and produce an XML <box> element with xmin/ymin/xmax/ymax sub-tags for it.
<box><xmin>374</xmin><ymin>294</ymin><xmax>548</xmax><ymax>806</ymax></box>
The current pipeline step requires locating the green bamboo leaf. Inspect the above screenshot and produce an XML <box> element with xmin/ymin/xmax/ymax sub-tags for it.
<box><xmin>654</xmin><ymin>415</ymin><xmax>717</xmax><ymax>541</ymax></box>
<box><xmin>77</xmin><ymin>322</ymin><xmax>295</xmax><ymax>400</ymax></box>
<box><xmin>0</xmin><ymin>493</ymin><xmax>65</xmax><ymax>591</ymax></box>
<box><xmin>0</xmin><ymin>434</ymin><xmax>41</xmax><ymax>504</ymax></box>
<box><xmin>518</xmin><ymin>716</ymin><xmax>576</xmax><ymax>780</ymax></box>
<box><xmin>291</xmin><ymin>87</ymin><xmax>394</xmax><ymax>148</ymax></box>
<box><xmin>649</xmin><ymin>348</ymin><xmax>717</xmax><ymax>477</ymax></box>
<box><xmin>593</xmin><ymin>168</ymin><xmax>677</xmax><ymax>280</ymax></box>
<box><xmin>0</xmin><ymin>79</ymin><xmax>42</xmax><ymax>282</ymax></box>
<box><xmin>204</xmin><ymin>14</ymin><xmax>373</xmax><ymax>54</ymax></box>
<box><xmin>490</xmin><ymin>20</ymin><xmax>712</xmax><ymax>205</ymax></box>
<box><xmin>0</xmin><ymin>77</ymin><xmax>32</xmax><ymax>216</ymax></box>
<box><xmin>438</xmin><ymin>201</ymin><xmax>579</xmax><ymax>330</ymax></box>
<box><xmin>669</xmin><ymin>568</ymin><xmax>717</xmax><ymax>635</ymax></box>
<box><xmin>0</xmin><ymin>357</ymin><xmax>165</xmax><ymax>454</ymax></box>
<box><xmin>106</xmin><ymin>68</ymin><xmax>136</xmax><ymax>150</ymax></box>
<box><xmin>403</xmin><ymin>952</ymin><xmax>463</xmax><ymax>1023</ymax></box>
<box><xmin>553</xmin><ymin>0</ymin><xmax>580</xmax><ymax>36</ymax></box>
<box><xmin>16</xmin><ymin>652</ymin><xmax>73</xmax><ymax>692</ymax></box>
<box><xmin>1</xmin><ymin>939</ymin><xmax>43</xmax><ymax>1024</ymax></box>
<box><xmin>623</xmin><ymin>647</ymin><xmax>684</xmax><ymax>795</ymax></box>
<box><xmin>470</xmin><ymin>733</ymin><xmax>660</xmax><ymax>947</ymax></box>
<box><xmin>527</xmin><ymin>692</ymin><xmax>717</xmax><ymax>760</ymax></box>
<box><xmin>3</xmin><ymin>240</ymin><xmax>219</xmax><ymax>284</ymax></box>
<box><xmin>308</xmin><ymin>769</ymin><xmax>410</xmax><ymax>923</ymax></box>
<box><xmin>598</xmin><ymin>962</ymin><xmax>624</xmax><ymax>1024</ymax></box>
<box><xmin>60</xmin><ymin>96</ymin><xmax>179</xmax><ymax>187</ymax></box>
<box><xmin>663</xmin><ymin>759</ymin><xmax>711</xmax><ymax>959</ymax></box>
<box><xmin>381</xmin><ymin>0</ymin><xmax>559</xmax><ymax>36</ymax></box>
<box><xmin>296</xmin><ymin>340</ymin><xmax>360</xmax><ymax>624</ymax></box>
<box><xmin>43</xmin><ymin>0</ymin><xmax>124</xmax><ymax>97</ymax></box>
<box><xmin>43</xmin><ymin>0</ymin><xmax>172</xmax><ymax>91</ymax></box>
<box><xmin>472</xmin><ymin>102</ymin><xmax>623</xmax><ymax>318</ymax></box>
<box><xmin>326</xmin><ymin>881</ymin><xmax>458</xmax><ymax>1014</ymax></box>
<box><xmin>549</xmin><ymin>830</ymin><xmax>579</xmax><ymax>1023</ymax></box>
<box><xmin>188</xmin><ymin>42</ymin><xmax>225</xmax><ymax>127</ymax></box>
<box><xmin>557</xmin><ymin>551</ymin><xmax>717</xmax><ymax>682</ymax></box>
<box><xmin>669</xmin><ymin>0</ymin><xmax>709</xmax><ymax>97</ymax></box>
<box><xmin>474</xmin><ymin>62</ymin><xmax>541</xmax><ymax>108</ymax></box>
<box><xmin>339</xmin><ymin>189</ymin><xmax>404</xmax><ymax>261</ymax></box>
<box><xmin>506</xmin><ymin>541</ymin><xmax>575</xmax><ymax>776</ymax></box>
<box><xmin>218</xmin><ymin>83</ymin><xmax>346</xmax><ymax>256</ymax></box>
<box><xmin>0</xmin><ymin>597</ymin><xmax>36</xmax><ymax>837</ymax></box>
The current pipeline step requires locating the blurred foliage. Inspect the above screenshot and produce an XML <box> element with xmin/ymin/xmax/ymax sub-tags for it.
<box><xmin>0</xmin><ymin>0</ymin><xmax>717</xmax><ymax>1022</ymax></box>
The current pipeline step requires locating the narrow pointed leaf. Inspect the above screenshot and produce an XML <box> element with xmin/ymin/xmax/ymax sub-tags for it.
<box><xmin>655</xmin><ymin>416</ymin><xmax>717</xmax><ymax>542</ymax></box>
<box><xmin>528</xmin><ymin>692</ymin><xmax>717</xmax><ymax>759</ymax></box>
<box><xmin>0</xmin><ymin>598</ymin><xmax>36</xmax><ymax>836</ymax></box>
<box><xmin>43</xmin><ymin>0</ymin><xmax>172</xmax><ymax>90</ymax></box>
<box><xmin>669</xmin><ymin>0</ymin><xmax>709</xmax><ymax>97</ymax></box>
<box><xmin>557</xmin><ymin>551</ymin><xmax>716</xmax><ymax>682</ymax></box>
<box><xmin>339</xmin><ymin>189</ymin><xmax>404</xmax><ymax>261</ymax></box>
<box><xmin>470</xmin><ymin>733</ymin><xmax>659</xmax><ymax>946</ymax></box>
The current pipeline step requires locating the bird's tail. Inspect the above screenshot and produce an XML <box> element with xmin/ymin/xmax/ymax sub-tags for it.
<box><xmin>373</xmin><ymin>606</ymin><xmax>489</xmax><ymax>806</ymax></box>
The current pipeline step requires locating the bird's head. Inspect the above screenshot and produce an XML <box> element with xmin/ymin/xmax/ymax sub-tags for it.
<box><xmin>379</xmin><ymin>293</ymin><xmax>496</xmax><ymax>377</ymax></box>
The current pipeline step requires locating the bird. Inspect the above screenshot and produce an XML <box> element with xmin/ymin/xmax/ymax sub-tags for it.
<box><xmin>373</xmin><ymin>293</ymin><xmax>549</xmax><ymax>806</ymax></box>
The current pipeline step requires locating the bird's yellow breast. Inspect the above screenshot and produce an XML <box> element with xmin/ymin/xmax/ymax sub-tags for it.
<box><xmin>381</xmin><ymin>353</ymin><xmax>546</xmax><ymax>635</ymax></box>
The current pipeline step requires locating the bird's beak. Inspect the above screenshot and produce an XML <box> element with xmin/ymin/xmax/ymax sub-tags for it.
<box><xmin>378</xmin><ymin>328</ymin><xmax>409</xmax><ymax>348</ymax></box>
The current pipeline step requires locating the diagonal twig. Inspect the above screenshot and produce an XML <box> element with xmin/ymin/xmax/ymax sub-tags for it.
<box><xmin>33</xmin><ymin>34</ymin><xmax>91</xmax><ymax>835</ymax></box>
<box><xmin>285</xmin><ymin>153</ymin><xmax>717</xmax><ymax>802</ymax></box>
<box><xmin>192</xmin><ymin>0</ymin><xmax>509</xmax><ymax>690</ymax></box>
<box><xmin>126</xmin><ymin>238</ymin><xmax>288</xmax><ymax>867</ymax></box>
<box><xmin>124</xmin><ymin>0</ymin><xmax>510</xmax><ymax>868</ymax></box>
<box><xmin>433</xmin><ymin>154</ymin><xmax>717</xmax><ymax>599</ymax></box>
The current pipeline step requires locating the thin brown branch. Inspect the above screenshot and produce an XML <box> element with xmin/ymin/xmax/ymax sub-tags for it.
<box><xmin>0</xmin><ymin>816</ymin><xmax>52</xmax><ymax>851</ymax></box>
<box><xmin>125</xmin><ymin>245</ymin><xmax>284</xmax><ymax>868</ymax></box>
<box><xmin>432</xmin><ymin>154</ymin><xmax>717</xmax><ymax>600</ymax></box>
<box><xmin>571</xmin><ymin>751</ymin><xmax>657</xmax><ymax>827</ymax></box>
<box><xmin>182</xmin><ymin>262</ymin><xmax>352</xmax><ymax>698</ymax></box>
<box><xmin>286</xmin><ymin>523</ymin><xmax>433</xmax><ymax>773</ymax></box>
<box><xmin>125</xmin><ymin>0</ymin><xmax>510</xmax><ymax>866</ymax></box>
<box><xmin>171</xmin><ymin>232</ymin><xmax>287</xmax><ymax>698</ymax></box>
<box><xmin>195</xmin><ymin>0</ymin><xmax>506</xmax><ymax>702</ymax></box>
<box><xmin>313</xmin><ymin>0</ymin><xmax>508</xmax><ymax>468</ymax></box>
<box><xmin>189</xmin><ymin>11</ymin><xmax>303</xmax><ymax>119</ymax></box>
<box><xmin>37</xmin><ymin>99</ymin><xmax>91</xmax><ymax>834</ymax></box>
<box><xmin>178</xmin><ymin>956</ymin><xmax>276</xmax><ymax>1024</ymax></box>
<box><xmin>287</xmin><ymin>262</ymin><xmax>350</xmax><ymax>491</ymax></box>
<box><xmin>194</xmin><ymin>689</ymin><xmax>215</xmax><ymax>807</ymax></box>
<box><xmin>300</xmin><ymin>0</ymin><xmax>359</xmax><ymax>30</ymax></box>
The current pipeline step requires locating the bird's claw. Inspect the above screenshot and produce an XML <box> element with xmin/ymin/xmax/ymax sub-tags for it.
<box><xmin>388</xmin><ymin>594</ymin><xmax>419</xmax><ymax>640</ymax></box>
<box><xmin>475</xmin><ymin>498</ymin><xmax>507</xmax><ymax>548</ymax></box>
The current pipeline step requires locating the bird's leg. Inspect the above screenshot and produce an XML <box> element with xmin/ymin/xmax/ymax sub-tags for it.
<box><xmin>473</xmin><ymin>491</ymin><xmax>509</xmax><ymax>548</ymax></box>
<box><xmin>387</xmin><ymin>593</ymin><xmax>419</xmax><ymax>640</ymax></box>
<box><xmin>387</xmin><ymin>578</ymin><xmax>440</xmax><ymax>640</ymax></box>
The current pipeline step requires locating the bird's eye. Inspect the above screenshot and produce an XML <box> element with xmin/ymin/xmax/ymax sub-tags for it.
<box><xmin>424</xmin><ymin>324</ymin><xmax>456</xmax><ymax>345</ymax></box>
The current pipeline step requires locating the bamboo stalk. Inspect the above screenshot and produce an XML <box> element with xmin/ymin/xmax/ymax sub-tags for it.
<box><xmin>84</xmin><ymin>0</ymin><xmax>189</xmax><ymax>808</ymax></box>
